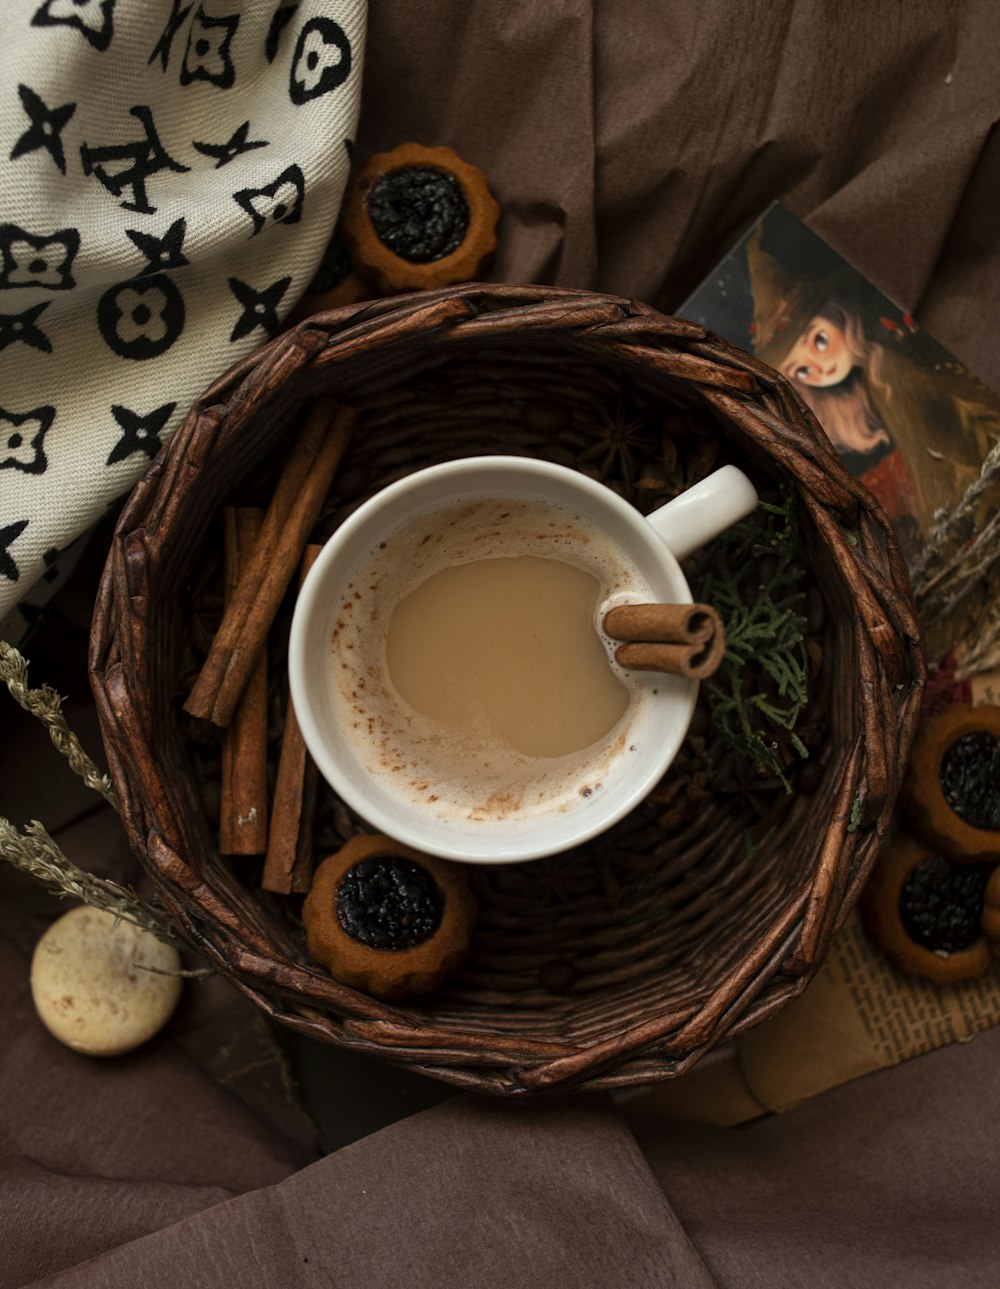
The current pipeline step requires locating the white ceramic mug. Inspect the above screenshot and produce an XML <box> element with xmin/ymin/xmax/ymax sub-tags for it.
<box><xmin>289</xmin><ymin>456</ymin><xmax>758</xmax><ymax>864</ymax></box>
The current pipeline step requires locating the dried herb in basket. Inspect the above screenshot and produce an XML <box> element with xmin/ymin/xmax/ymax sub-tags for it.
<box><xmin>692</xmin><ymin>484</ymin><xmax>812</xmax><ymax>786</ymax></box>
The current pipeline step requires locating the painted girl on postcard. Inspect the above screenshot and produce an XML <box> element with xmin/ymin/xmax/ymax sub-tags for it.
<box><xmin>745</xmin><ymin>225</ymin><xmax>998</xmax><ymax>547</ymax></box>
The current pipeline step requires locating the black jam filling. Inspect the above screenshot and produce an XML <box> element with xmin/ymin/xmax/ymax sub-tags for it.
<box><xmin>939</xmin><ymin>731</ymin><xmax>1000</xmax><ymax>831</ymax></box>
<box><xmin>367</xmin><ymin>166</ymin><xmax>469</xmax><ymax>264</ymax></box>
<box><xmin>899</xmin><ymin>854</ymin><xmax>988</xmax><ymax>953</ymax></box>
<box><xmin>306</xmin><ymin>232</ymin><xmax>353</xmax><ymax>294</ymax></box>
<box><xmin>336</xmin><ymin>857</ymin><xmax>444</xmax><ymax>950</ymax></box>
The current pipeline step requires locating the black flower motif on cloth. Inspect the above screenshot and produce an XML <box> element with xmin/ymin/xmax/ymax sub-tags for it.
<box><xmin>193</xmin><ymin>121</ymin><xmax>268</xmax><ymax>169</ymax></box>
<box><xmin>0</xmin><ymin>406</ymin><xmax>54</xmax><ymax>475</ymax></box>
<box><xmin>228</xmin><ymin>274</ymin><xmax>292</xmax><ymax>341</ymax></box>
<box><xmin>0</xmin><ymin>520</ymin><xmax>29</xmax><ymax>584</ymax></box>
<box><xmin>0</xmin><ymin>303</ymin><xmax>52</xmax><ymax>354</ymax></box>
<box><xmin>148</xmin><ymin>0</ymin><xmax>192</xmax><ymax>70</ymax></box>
<box><xmin>81</xmin><ymin>105</ymin><xmax>189</xmax><ymax>215</ymax></box>
<box><xmin>233</xmin><ymin>164</ymin><xmax>304</xmax><ymax>236</ymax></box>
<box><xmin>181</xmin><ymin>6</ymin><xmax>239</xmax><ymax>90</ymax></box>
<box><xmin>97</xmin><ymin>276</ymin><xmax>185</xmax><ymax>360</ymax></box>
<box><xmin>106</xmin><ymin>400</ymin><xmax>176</xmax><ymax>465</ymax></box>
<box><xmin>0</xmin><ymin>225</ymin><xmax>79</xmax><ymax>291</ymax></box>
<box><xmin>266</xmin><ymin>4</ymin><xmax>299</xmax><ymax>63</ymax></box>
<box><xmin>289</xmin><ymin>16</ymin><xmax>351</xmax><ymax>105</ymax></box>
<box><xmin>10</xmin><ymin>84</ymin><xmax>76</xmax><ymax>175</ymax></box>
<box><xmin>32</xmin><ymin>0</ymin><xmax>116</xmax><ymax>53</ymax></box>
<box><xmin>126</xmin><ymin>217</ymin><xmax>189</xmax><ymax>274</ymax></box>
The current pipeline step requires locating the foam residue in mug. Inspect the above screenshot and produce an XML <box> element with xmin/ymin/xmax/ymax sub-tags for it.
<box><xmin>328</xmin><ymin>496</ymin><xmax>657</xmax><ymax>824</ymax></box>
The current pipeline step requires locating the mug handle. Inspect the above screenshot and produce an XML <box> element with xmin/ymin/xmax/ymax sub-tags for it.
<box><xmin>645</xmin><ymin>465</ymin><xmax>758</xmax><ymax>561</ymax></box>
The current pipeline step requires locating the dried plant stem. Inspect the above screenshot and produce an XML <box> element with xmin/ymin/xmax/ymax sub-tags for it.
<box><xmin>911</xmin><ymin>441</ymin><xmax>1000</xmax><ymax>583</ymax></box>
<box><xmin>0</xmin><ymin>816</ymin><xmax>181</xmax><ymax>949</ymax></box>
<box><xmin>0</xmin><ymin>642</ymin><xmax>202</xmax><ymax>964</ymax></box>
<box><xmin>0</xmin><ymin>642</ymin><xmax>116</xmax><ymax>808</ymax></box>
<box><xmin>911</xmin><ymin>441</ymin><xmax>1000</xmax><ymax>630</ymax></box>
<box><xmin>954</xmin><ymin>599</ymin><xmax>1000</xmax><ymax>681</ymax></box>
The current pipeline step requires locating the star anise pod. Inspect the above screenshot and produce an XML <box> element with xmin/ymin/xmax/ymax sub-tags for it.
<box><xmin>578</xmin><ymin>405</ymin><xmax>657</xmax><ymax>496</ymax></box>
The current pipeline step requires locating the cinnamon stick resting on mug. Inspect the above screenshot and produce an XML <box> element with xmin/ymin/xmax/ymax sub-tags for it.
<box><xmin>603</xmin><ymin>602</ymin><xmax>725</xmax><ymax>680</ymax></box>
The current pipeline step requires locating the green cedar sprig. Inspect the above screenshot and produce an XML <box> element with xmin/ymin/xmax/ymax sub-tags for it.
<box><xmin>692</xmin><ymin>484</ymin><xmax>810</xmax><ymax>786</ymax></box>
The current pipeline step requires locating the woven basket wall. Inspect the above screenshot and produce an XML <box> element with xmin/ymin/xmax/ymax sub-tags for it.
<box><xmin>89</xmin><ymin>283</ymin><xmax>925</xmax><ymax>1095</ymax></box>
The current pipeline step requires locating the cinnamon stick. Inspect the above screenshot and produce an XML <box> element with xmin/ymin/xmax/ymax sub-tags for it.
<box><xmin>603</xmin><ymin>602</ymin><xmax>722</xmax><ymax>645</ymax></box>
<box><xmin>291</xmin><ymin>755</ymin><xmax>320</xmax><ymax>893</ymax></box>
<box><xmin>614</xmin><ymin>635</ymin><xmax>725</xmax><ymax>680</ymax></box>
<box><xmin>184</xmin><ymin>398</ymin><xmax>354</xmax><ymax>729</ymax></box>
<box><xmin>262</xmin><ymin>543</ymin><xmax>323</xmax><ymax>894</ymax></box>
<box><xmin>220</xmin><ymin>508</ymin><xmax>269</xmax><ymax>854</ymax></box>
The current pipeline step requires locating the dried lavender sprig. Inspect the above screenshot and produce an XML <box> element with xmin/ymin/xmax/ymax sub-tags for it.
<box><xmin>910</xmin><ymin>441</ymin><xmax>1000</xmax><ymax>586</ymax></box>
<box><xmin>0</xmin><ymin>642</ymin><xmax>116</xmax><ymax>808</ymax></box>
<box><xmin>917</xmin><ymin>507</ymin><xmax>1000</xmax><ymax>606</ymax></box>
<box><xmin>0</xmin><ymin>646</ymin><xmax>205</xmax><ymax>967</ymax></box>
<box><xmin>0</xmin><ymin>816</ymin><xmax>181</xmax><ymax>948</ymax></box>
<box><xmin>911</xmin><ymin>442</ymin><xmax>1000</xmax><ymax>625</ymax></box>
<box><xmin>955</xmin><ymin>599</ymin><xmax>1000</xmax><ymax>681</ymax></box>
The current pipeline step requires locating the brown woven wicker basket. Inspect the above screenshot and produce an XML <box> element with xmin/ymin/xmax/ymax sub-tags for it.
<box><xmin>89</xmin><ymin>283</ymin><xmax>925</xmax><ymax>1095</ymax></box>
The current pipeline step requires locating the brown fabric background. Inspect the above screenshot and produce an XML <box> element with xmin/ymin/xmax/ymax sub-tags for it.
<box><xmin>4</xmin><ymin>2</ymin><xmax>1000</xmax><ymax>1285</ymax></box>
<box><xmin>358</xmin><ymin>0</ymin><xmax>1000</xmax><ymax>391</ymax></box>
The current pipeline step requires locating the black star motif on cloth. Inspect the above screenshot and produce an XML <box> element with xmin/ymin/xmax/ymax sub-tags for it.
<box><xmin>0</xmin><ymin>302</ymin><xmax>52</xmax><ymax>354</ymax></box>
<box><xmin>148</xmin><ymin>0</ymin><xmax>191</xmax><ymax>70</ymax></box>
<box><xmin>81</xmin><ymin>105</ymin><xmax>189</xmax><ymax>215</ymax></box>
<box><xmin>265</xmin><ymin>4</ymin><xmax>298</xmax><ymax>62</ymax></box>
<box><xmin>192</xmin><ymin>121</ymin><xmax>268</xmax><ymax>169</ymax></box>
<box><xmin>126</xmin><ymin>217</ymin><xmax>188</xmax><ymax>274</ymax></box>
<box><xmin>0</xmin><ymin>225</ymin><xmax>79</xmax><ymax>291</ymax></box>
<box><xmin>16</xmin><ymin>598</ymin><xmax>46</xmax><ymax>630</ymax></box>
<box><xmin>181</xmin><ymin>6</ymin><xmax>239</xmax><ymax>90</ymax></box>
<box><xmin>228</xmin><ymin>275</ymin><xmax>292</xmax><ymax>341</ymax></box>
<box><xmin>0</xmin><ymin>405</ymin><xmax>55</xmax><ymax>475</ymax></box>
<box><xmin>106</xmin><ymin>401</ymin><xmax>176</xmax><ymax>465</ymax></box>
<box><xmin>0</xmin><ymin>520</ymin><xmax>29</xmax><ymax>584</ymax></box>
<box><xmin>10</xmin><ymin>85</ymin><xmax>76</xmax><ymax>175</ymax></box>
<box><xmin>233</xmin><ymin>164</ymin><xmax>304</xmax><ymax>236</ymax></box>
<box><xmin>289</xmin><ymin>16</ymin><xmax>352</xmax><ymax>105</ymax></box>
<box><xmin>32</xmin><ymin>0</ymin><xmax>116</xmax><ymax>53</ymax></box>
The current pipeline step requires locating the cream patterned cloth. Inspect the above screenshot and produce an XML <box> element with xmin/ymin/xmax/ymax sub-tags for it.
<box><xmin>0</xmin><ymin>0</ymin><xmax>366</xmax><ymax>641</ymax></box>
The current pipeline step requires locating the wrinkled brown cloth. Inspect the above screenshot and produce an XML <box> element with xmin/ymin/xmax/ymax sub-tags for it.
<box><xmin>5</xmin><ymin>1</ymin><xmax>1000</xmax><ymax>1285</ymax></box>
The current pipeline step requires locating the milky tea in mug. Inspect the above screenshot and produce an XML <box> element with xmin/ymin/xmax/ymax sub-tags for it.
<box><xmin>327</xmin><ymin>495</ymin><xmax>656</xmax><ymax>825</ymax></box>
<box><xmin>293</xmin><ymin>457</ymin><xmax>757</xmax><ymax>862</ymax></box>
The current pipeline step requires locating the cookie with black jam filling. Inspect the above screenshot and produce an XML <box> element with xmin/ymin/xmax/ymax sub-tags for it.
<box><xmin>302</xmin><ymin>834</ymin><xmax>477</xmax><ymax>999</ymax></box>
<box><xmin>860</xmin><ymin>832</ymin><xmax>993</xmax><ymax>984</ymax></box>
<box><xmin>900</xmin><ymin>705</ymin><xmax>1000</xmax><ymax>864</ymax></box>
<box><xmin>340</xmin><ymin>143</ymin><xmax>499</xmax><ymax>294</ymax></box>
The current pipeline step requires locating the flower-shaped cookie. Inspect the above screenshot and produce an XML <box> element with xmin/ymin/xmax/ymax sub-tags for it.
<box><xmin>302</xmin><ymin>835</ymin><xmax>477</xmax><ymax>1000</ymax></box>
<box><xmin>899</xmin><ymin>705</ymin><xmax>1000</xmax><ymax>864</ymax></box>
<box><xmin>341</xmin><ymin>143</ymin><xmax>499</xmax><ymax>294</ymax></box>
<box><xmin>860</xmin><ymin>832</ymin><xmax>993</xmax><ymax>985</ymax></box>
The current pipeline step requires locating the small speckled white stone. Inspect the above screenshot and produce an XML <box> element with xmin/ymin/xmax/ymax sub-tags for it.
<box><xmin>30</xmin><ymin>905</ymin><xmax>183</xmax><ymax>1056</ymax></box>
